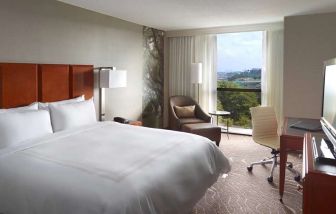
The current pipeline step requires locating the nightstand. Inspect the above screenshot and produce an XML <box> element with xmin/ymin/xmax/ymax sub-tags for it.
<box><xmin>113</xmin><ymin>117</ymin><xmax>142</xmax><ymax>126</ymax></box>
<box><xmin>128</xmin><ymin>121</ymin><xmax>142</xmax><ymax>126</ymax></box>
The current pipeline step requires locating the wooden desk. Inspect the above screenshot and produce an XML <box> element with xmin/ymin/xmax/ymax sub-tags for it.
<box><xmin>303</xmin><ymin>133</ymin><xmax>336</xmax><ymax>213</ymax></box>
<box><xmin>279</xmin><ymin>117</ymin><xmax>322</xmax><ymax>201</ymax></box>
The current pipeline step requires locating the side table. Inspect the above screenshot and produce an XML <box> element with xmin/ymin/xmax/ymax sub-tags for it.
<box><xmin>209</xmin><ymin>110</ymin><xmax>231</xmax><ymax>138</ymax></box>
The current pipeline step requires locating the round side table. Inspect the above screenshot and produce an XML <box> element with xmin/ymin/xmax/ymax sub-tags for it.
<box><xmin>209</xmin><ymin>110</ymin><xmax>231</xmax><ymax>139</ymax></box>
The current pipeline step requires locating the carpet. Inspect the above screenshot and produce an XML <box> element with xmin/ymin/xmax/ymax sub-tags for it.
<box><xmin>192</xmin><ymin>134</ymin><xmax>302</xmax><ymax>214</ymax></box>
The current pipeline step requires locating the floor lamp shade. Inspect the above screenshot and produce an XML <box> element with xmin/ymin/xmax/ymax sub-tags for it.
<box><xmin>99</xmin><ymin>69</ymin><xmax>127</xmax><ymax>88</ymax></box>
<box><xmin>98</xmin><ymin>68</ymin><xmax>127</xmax><ymax>121</ymax></box>
<box><xmin>191</xmin><ymin>63</ymin><xmax>202</xmax><ymax>84</ymax></box>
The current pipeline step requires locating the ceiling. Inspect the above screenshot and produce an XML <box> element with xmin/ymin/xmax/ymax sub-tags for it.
<box><xmin>58</xmin><ymin>0</ymin><xmax>336</xmax><ymax>31</ymax></box>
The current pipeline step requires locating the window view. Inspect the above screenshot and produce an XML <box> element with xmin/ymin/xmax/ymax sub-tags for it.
<box><xmin>217</xmin><ymin>31</ymin><xmax>263</xmax><ymax>133</ymax></box>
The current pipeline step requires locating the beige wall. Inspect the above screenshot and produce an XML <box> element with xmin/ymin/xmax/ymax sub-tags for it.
<box><xmin>0</xmin><ymin>0</ymin><xmax>143</xmax><ymax>120</ymax></box>
<box><xmin>283</xmin><ymin>12</ymin><xmax>336</xmax><ymax>119</ymax></box>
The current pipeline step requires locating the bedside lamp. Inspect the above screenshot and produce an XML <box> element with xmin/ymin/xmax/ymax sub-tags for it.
<box><xmin>191</xmin><ymin>63</ymin><xmax>202</xmax><ymax>103</ymax></box>
<box><xmin>98</xmin><ymin>67</ymin><xmax>127</xmax><ymax>121</ymax></box>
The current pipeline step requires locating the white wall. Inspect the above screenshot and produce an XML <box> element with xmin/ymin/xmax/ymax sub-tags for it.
<box><xmin>0</xmin><ymin>0</ymin><xmax>143</xmax><ymax>120</ymax></box>
<box><xmin>283</xmin><ymin>12</ymin><xmax>336</xmax><ymax>119</ymax></box>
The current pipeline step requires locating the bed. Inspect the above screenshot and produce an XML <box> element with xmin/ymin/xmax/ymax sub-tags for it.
<box><xmin>0</xmin><ymin>63</ymin><xmax>230</xmax><ymax>214</ymax></box>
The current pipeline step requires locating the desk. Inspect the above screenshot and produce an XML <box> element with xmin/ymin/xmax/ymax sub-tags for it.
<box><xmin>303</xmin><ymin>133</ymin><xmax>336</xmax><ymax>213</ymax></box>
<box><xmin>209</xmin><ymin>110</ymin><xmax>231</xmax><ymax>138</ymax></box>
<box><xmin>279</xmin><ymin>117</ymin><xmax>322</xmax><ymax>201</ymax></box>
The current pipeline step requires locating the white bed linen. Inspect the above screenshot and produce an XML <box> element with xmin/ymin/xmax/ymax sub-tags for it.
<box><xmin>49</xmin><ymin>99</ymin><xmax>97</xmax><ymax>132</ymax></box>
<box><xmin>0</xmin><ymin>110</ymin><xmax>53</xmax><ymax>149</ymax></box>
<box><xmin>0</xmin><ymin>122</ymin><xmax>230</xmax><ymax>214</ymax></box>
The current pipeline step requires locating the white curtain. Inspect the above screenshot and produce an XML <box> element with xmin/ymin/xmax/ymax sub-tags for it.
<box><xmin>194</xmin><ymin>35</ymin><xmax>217</xmax><ymax>112</ymax></box>
<box><xmin>262</xmin><ymin>29</ymin><xmax>284</xmax><ymax>127</ymax></box>
<box><xmin>168</xmin><ymin>36</ymin><xmax>194</xmax><ymax>96</ymax></box>
<box><xmin>168</xmin><ymin>35</ymin><xmax>217</xmax><ymax>113</ymax></box>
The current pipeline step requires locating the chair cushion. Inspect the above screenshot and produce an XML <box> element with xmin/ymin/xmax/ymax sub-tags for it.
<box><xmin>253</xmin><ymin>136</ymin><xmax>280</xmax><ymax>150</ymax></box>
<box><xmin>174</xmin><ymin>105</ymin><xmax>195</xmax><ymax>118</ymax></box>
<box><xmin>179</xmin><ymin>118</ymin><xmax>205</xmax><ymax>125</ymax></box>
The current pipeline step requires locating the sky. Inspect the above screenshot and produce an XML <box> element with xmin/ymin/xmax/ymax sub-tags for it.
<box><xmin>217</xmin><ymin>31</ymin><xmax>263</xmax><ymax>73</ymax></box>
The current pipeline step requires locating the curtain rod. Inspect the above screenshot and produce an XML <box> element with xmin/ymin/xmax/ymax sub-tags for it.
<box><xmin>166</xmin><ymin>22</ymin><xmax>284</xmax><ymax>38</ymax></box>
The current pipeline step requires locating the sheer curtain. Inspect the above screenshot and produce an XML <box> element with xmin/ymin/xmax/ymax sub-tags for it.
<box><xmin>262</xmin><ymin>29</ymin><xmax>284</xmax><ymax>127</ymax></box>
<box><xmin>168</xmin><ymin>35</ymin><xmax>217</xmax><ymax>113</ymax></box>
<box><xmin>194</xmin><ymin>35</ymin><xmax>217</xmax><ymax>112</ymax></box>
<box><xmin>168</xmin><ymin>36</ymin><xmax>194</xmax><ymax>97</ymax></box>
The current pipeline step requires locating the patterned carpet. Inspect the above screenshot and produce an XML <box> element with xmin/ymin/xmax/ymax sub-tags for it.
<box><xmin>192</xmin><ymin>134</ymin><xmax>302</xmax><ymax>214</ymax></box>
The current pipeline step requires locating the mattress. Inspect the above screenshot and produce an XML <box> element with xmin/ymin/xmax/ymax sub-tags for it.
<box><xmin>0</xmin><ymin>121</ymin><xmax>230</xmax><ymax>214</ymax></box>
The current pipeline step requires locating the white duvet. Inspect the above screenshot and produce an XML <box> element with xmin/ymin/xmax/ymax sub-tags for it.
<box><xmin>0</xmin><ymin>122</ymin><xmax>230</xmax><ymax>214</ymax></box>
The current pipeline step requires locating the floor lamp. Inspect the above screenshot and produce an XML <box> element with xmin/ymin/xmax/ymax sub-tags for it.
<box><xmin>98</xmin><ymin>67</ymin><xmax>127</xmax><ymax>121</ymax></box>
<box><xmin>191</xmin><ymin>63</ymin><xmax>202</xmax><ymax>103</ymax></box>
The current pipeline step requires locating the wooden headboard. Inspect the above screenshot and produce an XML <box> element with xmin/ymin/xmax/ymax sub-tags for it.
<box><xmin>0</xmin><ymin>63</ymin><xmax>93</xmax><ymax>108</ymax></box>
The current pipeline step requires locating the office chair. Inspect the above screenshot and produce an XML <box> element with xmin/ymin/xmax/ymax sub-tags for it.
<box><xmin>247</xmin><ymin>106</ymin><xmax>300</xmax><ymax>183</ymax></box>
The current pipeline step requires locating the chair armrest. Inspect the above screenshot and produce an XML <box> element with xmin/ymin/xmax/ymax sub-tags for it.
<box><xmin>198</xmin><ymin>112</ymin><xmax>211</xmax><ymax>122</ymax></box>
<box><xmin>169</xmin><ymin>105</ymin><xmax>182</xmax><ymax>130</ymax></box>
<box><xmin>195</xmin><ymin>105</ymin><xmax>211</xmax><ymax>122</ymax></box>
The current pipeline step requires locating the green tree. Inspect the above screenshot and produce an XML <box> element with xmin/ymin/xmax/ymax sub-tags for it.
<box><xmin>217</xmin><ymin>80</ymin><xmax>260</xmax><ymax>128</ymax></box>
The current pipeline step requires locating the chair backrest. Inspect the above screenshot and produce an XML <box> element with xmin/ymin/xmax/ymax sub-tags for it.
<box><xmin>169</xmin><ymin>96</ymin><xmax>201</xmax><ymax>116</ymax></box>
<box><xmin>169</xmin><ymin>95</ymin><xmax>209</xmax><ymax>130</ymax></box>
<box><xmin>169</xmin><ymin>96</ymin><xmax>196</xmax><ymax>107</ymax></box>
<box><xmin>250</xmin><ymin>106</ymin><xmax>278</xmax><ymax>140</ymax></box>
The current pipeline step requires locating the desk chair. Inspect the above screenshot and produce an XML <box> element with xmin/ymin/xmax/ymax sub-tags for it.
<box><xmin>247</xmin><ymin>106</ymin><xmax>300</xmax><ymax>183</ymax></box>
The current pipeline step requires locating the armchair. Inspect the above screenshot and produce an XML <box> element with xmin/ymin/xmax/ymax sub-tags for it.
<box><xmin>169</xmin><ymin>96</ymin><xmax>211</xmax><ymax>131</ymax></box>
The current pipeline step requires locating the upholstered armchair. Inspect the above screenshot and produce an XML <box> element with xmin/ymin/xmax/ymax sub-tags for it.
<box><xmin>169</xmin><ymin>96</ymin><xmax>211</xmax><ymax>131</ymax></box>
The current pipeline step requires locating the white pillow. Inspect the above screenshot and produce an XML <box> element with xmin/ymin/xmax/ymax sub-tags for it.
<box><xmin>0</xmin><ymin>110</ymin><xmax>53</xmax><ymax>149</ymax></box>
<box><xmin>38</xmin><ymin>95</ymin><xmax>85</xmax><ymax>110</ymax></box>
<box><xmin>49</xmin><ymin>99</ymin><xmax>97</xmax><ymax>132</ymax></box>
<box><xmin>0</xmin><ymin>102</ymin><xmax>38</xmax><ymax>114</ymax></box>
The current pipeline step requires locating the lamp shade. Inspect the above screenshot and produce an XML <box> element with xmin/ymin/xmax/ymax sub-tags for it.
<box><xmin>99</xmin><ymin>69</ymin><xmax>127</xmax><ymax>88</ymax></box>
<box><xmin>190</xmin><ymin>63</ymin><xmax>202</xmax><ymax>84</ymax></box>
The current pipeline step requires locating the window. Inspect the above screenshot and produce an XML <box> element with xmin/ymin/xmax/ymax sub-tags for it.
<box><xmin>217</xmin><ymin>31</ymin><xmax>263</xmax><ymax>134</ymax></box>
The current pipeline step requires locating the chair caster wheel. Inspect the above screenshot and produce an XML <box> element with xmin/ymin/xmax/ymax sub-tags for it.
<box><xmin>267</xmin><ymin>176</ymin><xmax>273</xmax><ymax>183</ymax></box>
<box><xmin>294</xmin><ymin>175</ymin><xmax>301</xmax><ymax>182</ymax></box>
<box><xmin>247</xmin><ymin>166</ymin><xmax>253</xmax><ymax>172</ymax></box>
<box><xmin>288</xmin><ymin>163</ymin><xmax>293</xmax><ymax>168</ymax></box>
